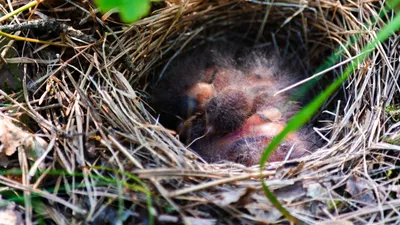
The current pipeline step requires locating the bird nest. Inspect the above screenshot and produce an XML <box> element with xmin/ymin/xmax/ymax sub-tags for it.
<box><xmin>0</xmin><ymin>0</ymin><xmax>399</xmax><ymax>224</ymax></box>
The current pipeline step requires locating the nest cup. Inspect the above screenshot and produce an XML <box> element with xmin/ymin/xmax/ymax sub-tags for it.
<box><xmin>143</xmin><ymin>7</ymin><xmax>330</xmax><ymax>163</ymax></box>
<box><xmin>148</xmin><ymin>0</ymin><xmax>343</xmax><ymax>165</ymax></box>
<box><xmin>2</xmin><ymin>0</ymin><xmax>399</xmax><ymax>224</ymax></box>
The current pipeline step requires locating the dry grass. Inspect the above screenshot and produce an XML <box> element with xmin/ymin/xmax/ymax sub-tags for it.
<box><xmin>0</xmin><ymin>0</ymin><xmax>399</xmax><ymax>224</ymax></box>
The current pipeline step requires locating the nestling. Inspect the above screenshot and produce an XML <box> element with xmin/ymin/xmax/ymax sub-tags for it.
<box><xmin>152</xmin><ymin>47</ymin><xmax>317</xmax><ymax>166</ymax></box>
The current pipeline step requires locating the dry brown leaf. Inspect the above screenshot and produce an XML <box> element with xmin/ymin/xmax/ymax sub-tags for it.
<box><xmin>0</xmin><ymin>119</ymin><xmax>24</xmax><ymax>156</ymax></box>
<box><xmin>345</xmin><ymin>175</ymin><xmax>376</xmax><ymax>204</ymax></box>
<box><xmin>0</xmin><ymin>202</ymin><xmax>23</xmax><ymax>225</ymax></box>
<box><xmin>246</xmin><ymin>202</ymin><xmax>282</xmax><ymax>223</ymax></box>
<box><xmin>306</xmin><ymin>182</ymin><xmax>327</xmax><ymax>199</ymax></box>
<box><xmin>0</xmin><ymin>118</ymin><xmax>48</xmax><ymax>167</ymax></box>
<box><xmin>213</xmin><ymin>187</ymin><xmax>256</xmax><ymax>206</ymax></box>
<box><xmin>273</xmin><ymin>181</ymin><xmax>305</xmax><ymax>202</ymax></box>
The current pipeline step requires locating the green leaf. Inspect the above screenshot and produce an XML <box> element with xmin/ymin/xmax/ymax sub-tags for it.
<box><xmin>120</xmin><ymin>0</ymin><xmax>151</xmax><ymax>23</ymax></box>
<box><xmin>95</xmin><ymin>0</ymin><xmax>118</xmax><ymax>12</ymax></box>
<box><xmin>95</xmin><ymin>0</ymin><xmax>151</xmax><ymax>23</ymax></box>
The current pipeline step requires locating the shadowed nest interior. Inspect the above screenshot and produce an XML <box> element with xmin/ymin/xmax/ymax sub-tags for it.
<box><xmin>0</xmin><ymin>0</ymin><xmax>400</xmax><ymax>224</ymax></box>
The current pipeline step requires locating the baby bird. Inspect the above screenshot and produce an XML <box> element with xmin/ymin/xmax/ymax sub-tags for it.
<box><xmin>205</xmin><ymin>88</ymin><xmax>252</xmax><ymax>133</ymax></box>
<box><xmin>196</xmin><ymin>109</ymin><xmax>310</xmax><ymax>166</ymax></box>
<box><xmin>152</xmin><ymin>47</ymin><xmax>315</xmax><ymax>166</ymax></box>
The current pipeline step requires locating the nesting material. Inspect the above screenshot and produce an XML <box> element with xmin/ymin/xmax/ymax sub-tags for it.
<box><xmin>1</xmin><ymin>0</ymin><xmax>399</xmax><ymax>224</ymax></box>
<box><xmin>153</xmin><ymin>48</ymin><xmax>317</xmax><ymax>165</ymax></box>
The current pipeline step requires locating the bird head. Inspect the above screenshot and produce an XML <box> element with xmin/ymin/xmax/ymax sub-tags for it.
<box><xmin>204</xmin><ymin>88</ymin><xmax>252</xmax><ymax>135</ymax></box>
